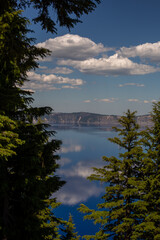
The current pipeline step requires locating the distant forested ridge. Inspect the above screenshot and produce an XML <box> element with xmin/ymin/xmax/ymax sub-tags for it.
<box><xmin>44</xmin><ymin>112</ymin><xmax>153</xmax><ymax>128</ymax></box>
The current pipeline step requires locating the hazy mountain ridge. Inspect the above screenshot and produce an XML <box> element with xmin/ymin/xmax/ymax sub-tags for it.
<box><xmin>45</xmin><ymin>112</ymin><xmax>153</xmax><ymax>128</ymax></box>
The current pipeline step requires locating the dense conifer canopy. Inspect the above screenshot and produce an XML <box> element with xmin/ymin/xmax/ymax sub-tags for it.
<box><xmin>79</xmin><ymin>110</ymin><xmax>147</xmax><ymax>239</ymax></box>
<box><xmin>0</xmin><ymin>0</ymin><xmax>101</xmax><ymax>239</ymax></box>
<box><xmin>3</xmin><ymin>0</ymin><xmax>160</xmax><ymax>239</ymax></box>
<box><xmin>0</xmin><ymin>0</ymin><xmax>101</xmax><ymax>33</ymax></box>
<box><xmin>0</xmin><ymin>7</ymin><xmax>64</xmax><ymax>240</ymax></box>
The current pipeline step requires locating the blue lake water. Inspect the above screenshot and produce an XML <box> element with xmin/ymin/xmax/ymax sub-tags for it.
<box><xmin>51</xmin><ymin>125</ymin><xmax>119</xmax><ymax>237</ymax></box>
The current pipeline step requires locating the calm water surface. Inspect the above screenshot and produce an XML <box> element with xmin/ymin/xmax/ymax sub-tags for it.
<box><xmin>51</xmin><ymin>125</ymin><xmax>119</xmax><ymax>237</ymax></box>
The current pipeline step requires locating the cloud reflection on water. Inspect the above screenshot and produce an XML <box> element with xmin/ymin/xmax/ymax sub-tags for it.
<box><xmin>59</xmin><ymin>157</ymin><xmax>71</xmax><ymax>166</ymax></box>
<box><xmin>56</xmin><ymin>159</ymin><xmax>105</xmax><ymax>205</ymax></box>
<box><xmin>58</xmin><ymin>160</ymin><xmax>103</xmax><ymax>178</ymax></box>
<box><xmin>54</xmin><ymin>177</ymin><xmax>104</xmax><ymax>205</ymax></box>
<box><xmin>54</xmin><ymin>127</ymin><xmax>115</xmax><ymax>206</ymax></box>
<box><xmin>58</xmin><ymin>144</ymin><xmax>82</xmax><ymax>153</ymax></box>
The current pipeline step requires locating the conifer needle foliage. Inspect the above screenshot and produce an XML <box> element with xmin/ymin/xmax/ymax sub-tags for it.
<box><xmin>0</xmin><ymin>8</ymin><xmax>64</xmax><ymax>240</ymax></box>
<box><xmin>132</xmin><ymin>101</ymin><xmax>160</xmax><ymax>240</ymax></box>
<box><xmin>0</xmin><ymin>0</ymin><xmax>101</xmax><ymax>33</ymax></box>
<box><xmin>61</xmin><ymin>214</ymin><xmax>80</xmax><ymax>240</ymax></box>
<box><xmin>0</xmin><ymin>0</ymin><xmax>101</xmax><ymax>239</ymax></box>
<box><xmin>79</xmin><ymin>110</ymin><xmax>147</xmax><ymax>239</ymax></box>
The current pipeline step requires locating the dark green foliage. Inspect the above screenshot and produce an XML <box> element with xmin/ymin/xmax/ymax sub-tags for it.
<box><xmin>0</xmin><ymin>9</ymin><xmax>50</xmax><ymax>117</ymax></box>
<box><xmin>61</xmin><ymin>214</ymin><xmax>80</xmax><ymax>240</ymax></box>
<box><xmin>0</xmin><ymin>115</ymin><xmax>24</xmax><ymax>158</ymax></box>
<box><xmin>0</xmin><ymin>0</ymin><xmax>101</xmax><ymax>33</ymax></box>
<box><xmin>132</xmin><ymin>101</ymin><xmax>160</xmax><ymax>240</ymax></box>
<box><xmin>0</xmin><ymin>8</ymin><xmax>65</xmax><ymax>240</ymax></box>
<box><xmin>37</xmin><ymin>199</ymin><xmax>63</xmax><ymax>240</ymax></box>
<box><xmin>79</xmin><ymin>110</ymin><xmax>147</xmax><ymax>239</ymax></box>
<box><xmin>0</xmin><ymin>115</ymin><xmax>24</xmax><ymax>239</ymax></box>
<box><xmin>0</xmin><ymin>1</ymin><xmax>101</xmax><ymax>239</ymax></box>
<box><xmin>6</xmin><ymin>120</ymin><xmax>64</xmax><ymax>240</ymax></box>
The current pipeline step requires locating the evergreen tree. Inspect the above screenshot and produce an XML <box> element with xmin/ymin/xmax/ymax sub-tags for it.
<box><xmin>0</xmin><ymin>1</ymin><xmax>101</xmax><ymax>239</ymax></box>
<box><xmin>132</xmin><ymin>101</ymin><xmax>160</xmax><ymax>240</ymax></box>
<box><xmin>0</xmin><ymin>0</ymin><xmax>101</xmax><ymax>33</ymax></box>
<box><xmin>37</xmin><ymin>199</ymin><xmax>62</xmax><ymax>240</ymax></box>
<box><xmin>0</xmin><ymin>9</ymin><xmax>64</xmax><ymax>240</ymax></box>
<box><xmin>61</xmin><ymin>214</ymin><xmax>80</xmax><ymax>240</ymax></box>
<box><xmin>79</xmin><ymin>110</ymin><xmax>146</xmax><ymax>239</ymax></box>
<box><xmin>0</xmin><ymin>8</ymin><xmax>49</xmax><ymax>118</ymax></box>
<box><xmin>0</xmin><ymin>115</ymin><xmax>24</xmax><ymax>159</ymax></box>
<box><xmin>0</xmin><ymin>115</ymin><xmax>24</xmax><ymax>239</ymax></box>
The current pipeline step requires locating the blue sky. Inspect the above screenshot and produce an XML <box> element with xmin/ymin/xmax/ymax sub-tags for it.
<box><xmin>24</xmin><ymin>0</ymin><xmax>160</xmax><ymax>115</ymax></box>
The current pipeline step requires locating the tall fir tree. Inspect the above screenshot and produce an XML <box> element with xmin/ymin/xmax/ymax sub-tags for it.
<box><xmin>0</xmin><ymin>1</ymin><xmax>101</xmax><ymax>239</ymax></box>
<box><xmin>0</xmin><ymin>8</ymin><xmax>64</xmax><ymax>240</ymax></box>
<box><xmin>79</xmin><ymin>110</ymin><xmax>147</xmax><ymax>240</ymax></box>
<box><xmin>0</xmin><ymin>115</ymin><xmax>24</xmax><ymax>239</ymax></box>
<box><xmin>0</xmin><ymin>7</ymin><xmax>49</xmax><ymax>118</ymax></box>
<box><xmin>132</xmin><ymin>101</ymin><xmax>160</xmax><ymax>240</ymax></box>
<box><xmin>61</xmin><ymin>214</ymin><xmax>80</xmax><ymax>240</ymax></box>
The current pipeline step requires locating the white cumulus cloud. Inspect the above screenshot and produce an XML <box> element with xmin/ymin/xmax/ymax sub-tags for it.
<box><xmin>36</xmin><ymin>36</ymin><xmax>160</xmax><ymax>77</ymax></box>
<box><xmin>58</xmin><ymin>54</ymin><xmax>158</xmax><ymax>76</ymax></box>
<box><xmin>42</xmin><ymin>67</ymin><xmax>73</xmax><ymax>74</ymax></box>
<box><xmin>127</xmin><ymin>99</ymin><xmax>157</xmax><ymax>104</ymax></box>
<box><xmin>95</xmin><ymin>98</ymin><xmax>117</xmax><ymax>103</ymax></box>
<box><xmin>143</xmin><ymin>99</ymin><xmax>157</xmax><ymax>104</ymax></box>
<box><xmin>24</xmin><ymin>71</ymin><xmax>85</xmax><ymax>91</ymax></box>
<box><xmin>37</xmin><ymin>34</ymin><xmax>109</xmax><ymax>61</ymax></box>
<box><xmin>143</xmin><ymin>100</ymin><xmax>150</xmax><ymax>104</ymax></box>
<box><xmin>118</xmin><ymin>41</ymin><xmax>160</xmax><ymax>62</ymax></box>
<box><xmin>128</xmin><ymin>99</ymin><xmax>140</xmax><ymax>102</ymax></box>
<box><xmin>119</xmin><ymin>83</ymin><xmax>145</xmax><ymax>87</ymax></box>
